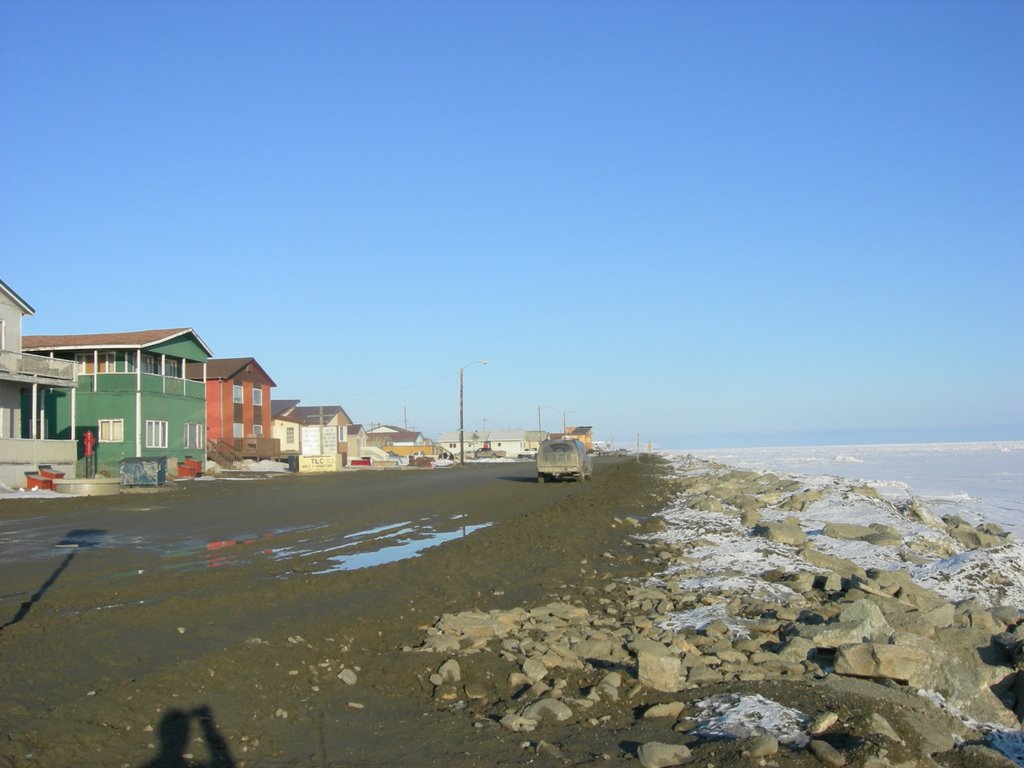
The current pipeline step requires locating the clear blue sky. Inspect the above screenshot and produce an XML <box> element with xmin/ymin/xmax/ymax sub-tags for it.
<box><xmin>2</xmin><ymin>1</ymin><xmax>1021</xmax><ymax>449</ymax></box>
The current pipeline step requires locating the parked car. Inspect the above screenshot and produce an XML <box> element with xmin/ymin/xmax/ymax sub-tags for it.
<box><xmin>536</xmin><ymin>439</ymin><xmax>592</xmax><ymax>483</ymax></box>
<box><xmin>474</xmin><ymin>447</ymin><xmax>506</xmax><ymax>459</ymax></box>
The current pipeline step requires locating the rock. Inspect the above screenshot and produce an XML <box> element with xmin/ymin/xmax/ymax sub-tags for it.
<box><xmin>637</xmin><ymin>651</ymin><xmax>685</xmax><ymax>692</ymax></box>
<box><xmin>808</xmin><ymin>738</ymin><xmax>846</xmax><ymax>766</ymax></box>
<box><xmin>744</xmin><ymin>734</ymin><xmax>778</xmax><ymax>757</ymax></box>
<box><xmin>781</xmin><ymin>489</ymin><xmax>825</xmax><ymax>512</ymax></box>
<box><xmin>754</xmin><ymin>520</ymin><xmax>807</xmax><ymax>546</ymax></box>
<box><xmin>419</xmin><ymin>635</ymin><xmax>461</xmax><ymax>653</ymax></box>
<box><xmin>801</xmin><ymin>545</ymin><xmax>867</xmax><ymax>580</ymax></box>
<box><xmin>867</xmin><ymin>712</ymin><xmax>902</xmax><ymax>743</ymax></box>
<box><xmin>740</xmin><ymin>508</ymin><xmax>761</xmax><ymax>527</ymax></box>
<box><xmin>535</xmin><ymin>740</ymin><xmax>564</xmax><ymax>760</ymax></box>
<box><xmin>644</xmin><ymin>701</ymin><xmax>687</xmax><ymax>719</ymax></box>
<box><xmin>808</xmin><ymin>711</ymin><xmax>839</xmax><ymax>735</ymax></box>
<box><xmin>522</xmin><ymin>657</ymin><xmax>548</xmax><ymax>683</ymax></box>
<box><xmin>833</xmin><ymin>642</ymin><xmax>930</xmax><ymax>683</ymax></box>
<box><xmin>436</xmin><ymin>658</ymin><xmax>461</xmax><ymax>684</ymax></box>
<box><xmin>499</xmin><ymin>713</ymin><xmax>536</xmax><ymax>732</ymax></box>
<box><xmin>437</xmin><ymin>609</ymin><xmax>526</xmax><ymax>639</ymax></box>
<box><xmin>520</xmin><ymin>698</ymin><xmax>572</xmax><ymax>723</ymax></box>
<box><xmin>637</xmin><ymin>741</ymin><xmax>692</xmax><ymax>767</ymax></box>
<box><xmin>338</xmin><ymin>668</ymin><xmax>358</xmax><ymax>685</ymax></box>
<box><xmin>573</xmin><ymin>638</ymin><xmax>616</xmax><ymax>662</ymax></box>
<box><xmin>795</xmin><ymin>600</ymin><xmax>893</xmax><ymax>649</ymax></box>
<box><xmin>822</xmin><ymin>522</ymin><xmax>877</xmax><ymax>541</ymax></box>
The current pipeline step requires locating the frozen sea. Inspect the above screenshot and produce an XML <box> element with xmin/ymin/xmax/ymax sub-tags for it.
<box><xmin>681</xmin><ymin>441</ymin><xmax>1024</xmax><ymax>538</ymax></box>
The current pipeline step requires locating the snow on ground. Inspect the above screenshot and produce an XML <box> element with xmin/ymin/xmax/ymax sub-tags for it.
<box><xmin>692</xmin><ymin>693</ymin><xmax>811</xmax><ymax>747</ymax></box>
<box><xmin>0</xmin><ymin>483</ymin><xmax>65</xmax><ymax>500</ymax></box>
<box><xmin>656</xmin><ymin>443</ymin><xmax>1024</xmax><ymax>610</ymax></box>
<box><xmin>648</xmin><ymin>442</ymin><xmax>1024</xmax><ymax>761</ymax></box>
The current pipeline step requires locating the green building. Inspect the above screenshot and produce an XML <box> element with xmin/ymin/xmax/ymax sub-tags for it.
<box><xmin>21</xmin><ymin>328</ymin><xmax>212</xmax><ymax>479</ymax></box>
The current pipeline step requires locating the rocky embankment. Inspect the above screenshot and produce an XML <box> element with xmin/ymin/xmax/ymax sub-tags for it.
<box><xmin>407</xmin><ymin>456</ymin><xmax>1024</xmax><ymax>767</ymax></box>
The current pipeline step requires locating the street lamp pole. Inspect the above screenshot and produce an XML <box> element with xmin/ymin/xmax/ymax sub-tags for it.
<box><xmin>460</xmin><ymin>359</ymin><xmax>487</xmax><ymax>464</ymax></box>
<box><xmin>538</xmin><ymin>405</ymin><xmax>554</xmax><ymax>433</ymax></box>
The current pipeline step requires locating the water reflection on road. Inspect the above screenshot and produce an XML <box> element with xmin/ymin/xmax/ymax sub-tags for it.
<box><xmin>270</xmin><ymin>516</ymin><xmax>491</xmax><ymax>574</ymax></box>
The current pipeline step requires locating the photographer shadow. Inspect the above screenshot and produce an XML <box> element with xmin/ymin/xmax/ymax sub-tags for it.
<box><xmin>139</xmin><ymin>706</ymin><xmax>234</xmax><ymax>768</ymax></box>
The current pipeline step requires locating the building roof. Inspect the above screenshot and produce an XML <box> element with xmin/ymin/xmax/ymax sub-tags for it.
<box><xmin>566</xmin><ymin>426</ymin><xmax>593</xmax><ymax>436</ymax></box>
<box><xmin>23</xmin><ymin>327</ymin><xmax>213</xmax><ymax>356</ymax></box>
<box><xmin>0</xmin><ymin>279</ymin><xmax>34</xmax><ymax>315</ymax></box>
<box><xmin>281</xmin><ymin>404</ymin><xmax>352</xmax><ymax>426</ymax></box>
<box><xmin>188</xmin><ymin>357</ymin><xmax>276</xmax><ymax>386</ymax></box>
<box><xmin>272</xmin><ymin>399</ymin><xmax>301</xmax><ymax>419</ymax></box>
<box><xmin>368</xmin><ymin>430</ymin><xmax>426</xmax><ymax>444</ymax></box>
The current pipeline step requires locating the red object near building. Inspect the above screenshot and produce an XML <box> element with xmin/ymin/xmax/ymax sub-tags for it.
<box><xmin>25</xmin><ymin>473</ymin><xmax>53</xmax><ymax>491</ymax></box>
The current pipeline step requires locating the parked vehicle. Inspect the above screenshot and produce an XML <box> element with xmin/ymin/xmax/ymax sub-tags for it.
<box><xmin>474</xmin><ymin>448</ymin><xmax>506</xmax><ymax>459</ymax></box>
<box><xmin>536</xmin><ymin>439</ymin><xmax>592</xmax><ymax>483</ymax></box>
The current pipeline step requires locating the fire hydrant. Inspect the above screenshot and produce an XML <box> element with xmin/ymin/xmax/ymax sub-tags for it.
<box><xmin>83</xmin><ymin>429</ymin><xmax>96</xmax><ymax>478</ymax></box>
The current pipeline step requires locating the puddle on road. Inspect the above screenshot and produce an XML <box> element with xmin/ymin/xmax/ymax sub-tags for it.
<box><xmin>309</xmin><ymin>523</ymin><xmax>490</xmax><ymax>574</ymax></box>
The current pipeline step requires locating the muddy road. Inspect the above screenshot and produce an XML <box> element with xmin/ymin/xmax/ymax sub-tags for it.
<box><xmin>0</xmin><ymin>456</ymin><xmax>666</xmax><ymax>767</ymax></box>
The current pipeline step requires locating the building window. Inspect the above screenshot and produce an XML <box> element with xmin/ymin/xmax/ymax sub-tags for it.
<box><xmin>184</xmin><ymin>422</ymin><xmax>204</xmax><ymax>449</ymax></box>
<box><xmin>142</xmin><ymin>354</ymin><xmax>160</xmax><ymax>374</ymax></box>
<box><xmin>165</xmin><ymin>358</ymin><xmax>181</xmax><ymax>378</ymax></box>
<box><xmin>75</xmin><ymin>353</ymin><xmax>91</xmax><ymax>374</ymax></box>
<box><xmin>146</xmin><ymin>420</ymin><xmax>168</xmax><ymax>448</ymax></box>
<box><xmin>253</xmin><ymin>424</ymin><xmax>263</xmax><ymax>437</ymax></box>
<box><xmin>98</xmin><ymin>419</ymin><xmax>124</xmax><ymax>442</ymax></box>
<box><xmin>233</xmin><ymin>422</ymin><xmax>244</xmax><ymax>438</ymax></box>
<box><xmin>253</xmin><ymin>388</ymin><xmax>263</xmax><ymax>406</ymax></box>
<box><xmin>286</xmin><ymin>427</ymin><xmax>295</xmax><ymax>442</ymax></box>
<box><xmin>233</xmin><ymin>385</ymin><xmax>244</xmax><ymax>404</ymax></box>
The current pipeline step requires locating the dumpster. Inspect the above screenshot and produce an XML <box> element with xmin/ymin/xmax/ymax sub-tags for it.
<box><xmin>119</xmin><ymin>456</ymin><xmax>168</xmax><ymax>487</ymax></box>
<box><xmin>176</xmin><ymin>457</ymin><xmax>203</xmax><ymax>478</ymax></box>
<box><xmin>25</xmin><ymin>472</ymin><xmax>53</xmax><ymax>491</ymax></box>
<box><xmin>37</xmin><ymin>465</ymin><xmax>66</xmax><ymax>480</ymax></box>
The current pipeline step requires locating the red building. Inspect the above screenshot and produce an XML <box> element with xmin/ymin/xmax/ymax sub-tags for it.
<box><xmin>187</xmin><ymin>357</ymin><xmax>279</xmax><ymax>460</ymax></box>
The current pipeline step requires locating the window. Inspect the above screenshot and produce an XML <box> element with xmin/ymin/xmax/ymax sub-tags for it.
<box><xmin>145</xmin><ymin>420</ymin><xmax>168</xmax><ymax>448</ymax></box>
<box><xmin>142</xmin><ymin>354</ymin><xmax>160</xmax><ymax>374</ymax></box>
<box><xmin>184</xmin><ymin>422</ymin><xmax>204</xmax><ymax>449</ymax></box>
<box><xmin>253</xmin><ymin>424</ymin><xmax>263</xmax><ymax>437</ymax></box>
<box><xmin>233</xmin><ymin>422</ymin><xmax>244</xmax><ymax>438</ymax></box>
<box><xmin>75</xmin><ymin>353</ymin><xmax>91</xmax><ymax>373</ymax></box>
<box><xmin>253</xmin><ymin>388</ymin><xmax>263</xmax><ymax>406</ymax></box>
<box><xmin>165</xmin><ymin>358</ymin><xmax>181</xmax><ymax>378</ymax></box>
<box><xmin>98</xmin><ymin>419</ymin><xmax>124</xmax><ymax>442</ymax></box>
<box><xmin>286</xmin><ymin>427</ymin><xmax>295</xmax><ymax>442</ymax></box>
<box><xmin>233</xmin><ymin>385</ymin><xmax>243</xmax><ymax>404</ymax></box>
<box><xmin>97</xmin><ymin>353</ymin><xmax>115</xmax><ymax>373</ymax></box>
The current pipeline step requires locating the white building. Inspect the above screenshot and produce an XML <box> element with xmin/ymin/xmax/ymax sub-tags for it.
<box><xmin>437</xmin><ymin>428</ymin><xmax>536</xmax><ymax>459</ymax></box>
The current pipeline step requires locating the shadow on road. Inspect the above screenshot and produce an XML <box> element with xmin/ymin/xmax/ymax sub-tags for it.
<box><xmin>0</xmin><ymin>528</ymin><xmax>106</xmax><ymax>632</ymax></box>
<box><xmin>139</xmin><ymin>706</ymin><xmax>235</xmax><ymax>768</ymax></box>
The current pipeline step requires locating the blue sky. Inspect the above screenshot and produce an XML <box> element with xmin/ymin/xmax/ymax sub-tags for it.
<box><xmin>2</xmin><ymin>1</ymin><xmax>1021</xmax><ymax>449</ymax></box>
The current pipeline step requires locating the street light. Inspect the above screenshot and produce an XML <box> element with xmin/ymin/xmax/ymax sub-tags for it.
<box><xmin>563</xmin><ymin>409</ymin><xmax>575</xmax><ymax>435</ymax></box>
<box><xmin>460</xmin><ymin>360</ymin><xmax>488</xmax><ymax>464</ymax></box>
<box><xmin>537</xmin><ymin>405</ymin><xmax>555</xmax><ymax>433</ymax></box>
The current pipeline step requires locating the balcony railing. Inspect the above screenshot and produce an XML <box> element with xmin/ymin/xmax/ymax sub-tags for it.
<box><xmin>0</xmin><ymin>349</ymin><xmax>77</xmax><ymax>387</ymax></box>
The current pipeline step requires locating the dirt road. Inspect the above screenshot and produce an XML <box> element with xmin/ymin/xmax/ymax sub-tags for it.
<box><xmin>0</xmin><ymin>456</ymin><xmax>664</xmax><ymax>767</ymax></box>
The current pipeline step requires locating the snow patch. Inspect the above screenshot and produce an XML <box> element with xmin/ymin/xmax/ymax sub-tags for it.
<box><xmin>692</xmin><ymin>693</ymin><xmax>810</xmax><ymax>747</ymax></box>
